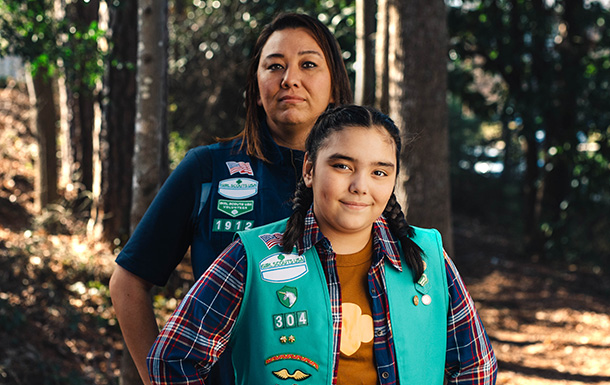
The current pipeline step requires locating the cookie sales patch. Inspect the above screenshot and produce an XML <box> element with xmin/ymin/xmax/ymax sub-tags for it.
<box><xmin>259</xmin><ymin>253</ymin><xmax>308</xmax><ymax>283</ymax></box>
<box><xmin>218</xmin><ymin>178</ymin><xmax>259</xmax><ymax>199</ymax></box>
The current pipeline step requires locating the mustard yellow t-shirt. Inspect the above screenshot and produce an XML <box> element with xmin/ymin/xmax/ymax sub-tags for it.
<box><xmin>336</xmin><ymin>236</ymin><xmax>378</xmax><ymax>385</ymax></box>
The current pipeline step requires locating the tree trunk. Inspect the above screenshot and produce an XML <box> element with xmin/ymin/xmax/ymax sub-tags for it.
<box><xmin>355</xmin><ymin>0</ymin><xmax>377</xmax><ymax>106</ymax></box>
<box><xmin>100</xmin><ymin>0</ymin><xmax>138</xmax><ymax>244</ymax></box>
<box><xmin>27</xmin><ymin>67</ymin><xmax>60</xmax><ymax>212</ymax></box>
<box><xmin>387</xmin><ymin>0</ymin><xmax>454</xmax><ymax>256</ymax></box>
<box><xmin>130</xmin><ymin>0</ymin><xmax>169</xmax><ymax>231</ymax></box>
<box><xmin>374</xmin><ymin>0</ymin><xmax>390</xmax><ymax>113</ymax></box>
<box><xmin>64</xmin><ymin>0</ymin><xmax>100</xmax><ymax>206</ymax></box>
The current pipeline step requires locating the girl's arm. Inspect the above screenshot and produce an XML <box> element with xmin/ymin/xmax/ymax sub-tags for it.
<box><xmin>147</xmin><ymin>240</ymin><xmax>248</xmax><ymax>385</ymax></box>
<box><xmin>444</xmin><ymin>251</ymin><xmax>498</xmax><ymax>384</ymax></box>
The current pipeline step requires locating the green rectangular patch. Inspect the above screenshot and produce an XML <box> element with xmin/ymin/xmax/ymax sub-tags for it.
<box><xmin>217</xmin><ymin>199</ymin><xmax>254</xmax><ymax>218</ymax></box>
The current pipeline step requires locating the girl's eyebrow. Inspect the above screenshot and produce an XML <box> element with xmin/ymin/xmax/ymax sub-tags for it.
<box><xmin>327</xmin><ymin>153</ymin><xmax>396</xmax><ymax>168</ymax></box>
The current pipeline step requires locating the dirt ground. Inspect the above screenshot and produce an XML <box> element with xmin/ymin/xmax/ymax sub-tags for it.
<box><xmin>454</xmin><ymin>220</ymin><xmax>610</xmax><ymax>385</ymax></box>
<box><xmin>1</xmin><ymin>82</ymin><xmax>610</xmax><ymax>384</ymax></box>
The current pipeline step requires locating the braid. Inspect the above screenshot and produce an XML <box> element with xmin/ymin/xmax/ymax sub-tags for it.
<box><xmin>383</xmin><ymin>194</ymin><xmax>425</xmax><ymax>282</ymax></box>
<box><xmin>282</xmin><ymin>179</ymin><xmax>313</xmax><ymax>253</ymax></box>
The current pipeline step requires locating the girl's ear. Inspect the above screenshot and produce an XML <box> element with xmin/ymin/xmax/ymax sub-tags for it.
<box><xmin>302</xmin><ymin>152</ymin><xmax>314</xmax><ymax>188</ymax></box>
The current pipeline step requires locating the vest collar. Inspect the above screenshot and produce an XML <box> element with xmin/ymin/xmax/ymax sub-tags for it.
<box><xmin>297</xmin><ymin>207</ymin><xmax>403</xmax><ymax>272</ymax></box>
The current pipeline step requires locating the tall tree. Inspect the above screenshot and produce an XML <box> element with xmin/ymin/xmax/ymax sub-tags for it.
<box><xmin>100</xmin><ymin>0</ymin><xmax>138</xmax><ymax>243</ymax></box>
<box><xmin>63</xmin><ymin>0</ymin><xmax>100</xmax><ymax>202</ymax></box>
<box><xmin>131</xmin><ymin>0</ymin><xmax>168</xmax><ymax>231</ymax></box>
<box><xmin>375</xmin><ymin>0</ymin><xmax>390</xmax><ymax>113</ymax></box>
<box><xmin>27</xmin><ymin>67</ymin><xmax>60</xmax><ymax>211</ymax></box>
<box><xmin>354</xmin><ymin>0</ymin><xmax>376</xmax><ymax>105</ymax></box>
<box><xmin>383</xmin><ymin>0</ymin><xmax>454</xmax><ymax>254</ymax></box>
<box><xmin>118</xmin><ymin>0</ymin><xmax>168</xmax><ymax>383</ymax></box>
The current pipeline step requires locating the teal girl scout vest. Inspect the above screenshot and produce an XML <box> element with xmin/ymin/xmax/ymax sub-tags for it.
<box><xmin>230</xmin><ymin>219</ymin><xmax>448</xmax><ymax>384</ymax></box>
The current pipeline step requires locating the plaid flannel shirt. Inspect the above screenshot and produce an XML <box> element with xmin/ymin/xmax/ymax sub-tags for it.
<box><xmin>148</xmin><ymin>210</ymin><xmax>497</xmax><ymax>384</ymax></box>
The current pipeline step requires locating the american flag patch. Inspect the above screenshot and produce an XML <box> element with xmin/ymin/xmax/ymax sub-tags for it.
<box><xmin>226</xmin><ymin>161</ymin><xmax>254</xmax><ymax>176</ymax></box>
<box><xmin>259</xmin><ymin>232</ymin><xmax>283</xmax><ymax>249</ymax></box>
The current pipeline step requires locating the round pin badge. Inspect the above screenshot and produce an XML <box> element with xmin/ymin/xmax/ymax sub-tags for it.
<box><xmin>422</xmin><ymin>294</ymin><xmax>431</xmax><ymax>305</ymax></box>
<box><xmin>413</xmin><ymin>295</ymin><xmax>419</xmax><ymax>306</ymax></box>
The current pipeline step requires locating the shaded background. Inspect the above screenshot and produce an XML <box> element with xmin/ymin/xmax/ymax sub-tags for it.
<box><xmin>1</xmin><ymin>0</ymin><xmax>609</xmax><ymax>384</ymax></box>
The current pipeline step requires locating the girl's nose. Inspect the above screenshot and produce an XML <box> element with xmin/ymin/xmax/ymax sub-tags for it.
<box><xmin>349</xmin><ymin>173</ymin><xmax>368</xmax><ymax>195</ymax></box>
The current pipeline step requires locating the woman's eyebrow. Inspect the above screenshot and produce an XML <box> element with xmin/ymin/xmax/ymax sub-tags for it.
<box><xmin>263</xmin><ymin>50</ymin><xmax>324</xmax><ymax>60</ymax></box>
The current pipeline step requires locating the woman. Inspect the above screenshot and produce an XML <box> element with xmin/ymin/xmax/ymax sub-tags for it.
<box><xmin>147</xmin><ymin>105</ymin><xmax>498</xmax><ymax>384</ymax></box>
<box><xmin>109</xmin><ymin>13</ymin><xmax>352</xmax><ymax>385</ymax></box>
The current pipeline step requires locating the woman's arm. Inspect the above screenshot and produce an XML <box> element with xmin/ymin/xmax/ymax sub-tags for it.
<box><xmin>109</xmin><ymin>267</ymin><xmax>158</xmax><ymax>385</ymax></box>
<box><xmin>444</xmin><ymin>251</ymin><xmax>498</xmax><ymax>384</ymax></box>
<box><xmin>147</xmin><ymin>240</ymin><xmax>248</xmax><ymax>384</ymax></box>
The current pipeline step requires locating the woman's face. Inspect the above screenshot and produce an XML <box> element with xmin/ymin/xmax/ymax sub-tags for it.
<box><xmin>303</xmin><ymin>126</ymin><xmax>397</xmax><ymax>246</ymax></box>
<box><xmin>257</xmin><ymin>28</ymin><xmax>334</xmax><ymax>140</ymax></box>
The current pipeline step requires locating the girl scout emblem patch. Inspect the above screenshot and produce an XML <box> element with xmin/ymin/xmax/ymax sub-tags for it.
<box><xmin>277</xmin><ymin>286</ymin><xmax>298</xmax><ymax>308</ymax></box>
<box><xmin>259</xmin><ymin>253</ymin><xmax>308</xmax><ymax>283</ymax></box>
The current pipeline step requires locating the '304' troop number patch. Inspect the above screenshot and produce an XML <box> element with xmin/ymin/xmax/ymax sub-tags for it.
<box><xmin>273</xmin><ymin>311</ymin><xmax>309</xmax><ymax>330</ymax></box>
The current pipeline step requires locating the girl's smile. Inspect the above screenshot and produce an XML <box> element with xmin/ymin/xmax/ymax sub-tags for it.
<box><xmin>303</xmin><ymin>126</ymin><xmax>397</xmax><ymax>254</ymax></box>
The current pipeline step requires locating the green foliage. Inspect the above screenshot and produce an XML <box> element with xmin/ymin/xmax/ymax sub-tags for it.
<box><xmin>448</xmin><ymin>0</ymin><xmax>610</xmax><ymax>268</ymax></box>
<box><xmin>169</xmin><ymin>130</ymin><xmax>190</xmax><ymax>170</ymax></box>
<box><xmin>167</xmin><ymin>0</ymin><xmax>355</xmax><ymax>148</ymax></box>
<box><xmin>0</xmin><ymin>0</ymin><xmax>105</xmax><ymax>86</ymax></box>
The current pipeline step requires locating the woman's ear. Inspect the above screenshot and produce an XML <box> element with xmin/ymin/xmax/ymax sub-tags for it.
<box><xmin>302</xmin><ymin>152</ymin><xmax>314</xmax><ymax>188</ymax></box>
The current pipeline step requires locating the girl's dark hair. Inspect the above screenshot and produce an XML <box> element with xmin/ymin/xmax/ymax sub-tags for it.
<box><xmin>232</xmin><ymin>12</ymin><xmax>352</xmax><ymax>162</ymax></box>
<box><xmin>281</xmin><ymin>105</ymin><xmax>425</xmax><ymax>281</ymax></box>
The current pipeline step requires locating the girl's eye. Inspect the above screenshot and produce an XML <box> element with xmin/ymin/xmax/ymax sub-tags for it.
<box><xmin>332</xmin><ymin>163</ymin><xmax>350</xmax><ymax>171</ymax></box>
<box><xmin>373</xmin><ymin>170</ymin><xmax>388</xmax><ymax>177</ymax></box>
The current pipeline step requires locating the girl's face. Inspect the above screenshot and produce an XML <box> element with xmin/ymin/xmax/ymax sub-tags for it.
<box><xmin>257</xmin><ymin>28</ymin><xmax>334</xmax><ymax>140</ymax></box>
<box><xmin>303</xmin><ymin>126</ymin><xmax>397</xmax><ymax>248</ymax></box>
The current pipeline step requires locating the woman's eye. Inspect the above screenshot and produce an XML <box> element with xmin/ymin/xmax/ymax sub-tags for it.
<box><xmin>303</xmin><ymin>61</ymin><xmax>318</xmax><ymax>69</ymax></box>
<box><xmin>268</xmin><ymin>63</ymin><xmax>284</xmax><ymax>70</ymax></box>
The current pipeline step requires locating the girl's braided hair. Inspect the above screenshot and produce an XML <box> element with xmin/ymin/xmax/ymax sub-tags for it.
<box><xmin>281</xmin><ymin>105</ymin><xmax>425</xmax><ymax>281</ymax></box>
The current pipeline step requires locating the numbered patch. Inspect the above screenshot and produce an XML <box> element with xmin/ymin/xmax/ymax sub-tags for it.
<box><xmin>273</xmin><ymin>311</ymin><xmax>308</xmax><ymax>330</ymax></box>
<box><xmin>212</xmin><ymin>218</ymin><xmax>254</xmax><ymax>232</ymax></box>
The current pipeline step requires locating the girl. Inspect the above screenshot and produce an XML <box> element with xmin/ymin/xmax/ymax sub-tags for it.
<box><xmin>147</xmin><ymin>105</ymin><xmax>497</xmax><ymax>384</ymax></box>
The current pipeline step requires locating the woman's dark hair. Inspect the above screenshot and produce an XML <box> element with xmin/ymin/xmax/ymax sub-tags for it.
<box><xmin>236</xmin><ymin>12</ymin><xmax>352</xmax><ymax>162</ymax></box>
<box><xmin>281</xmin><ymin>105</ymin><xmax>425</xmax><ymax>281</ymax></box>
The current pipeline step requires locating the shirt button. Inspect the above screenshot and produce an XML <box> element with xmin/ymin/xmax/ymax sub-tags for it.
<box><xmin>371</xmin><ymin>288</ymin><xmax>376</xmax><ymax>295</ymax></box>
<box><xmin>375</xmin><ymin>329</ymin><xmax>383</xmax><ymax>337</ymax></box>
<box><xmin>381</xmin><ymin>371</ymin><xmax>390</xmax><ymax>379</ymax></box>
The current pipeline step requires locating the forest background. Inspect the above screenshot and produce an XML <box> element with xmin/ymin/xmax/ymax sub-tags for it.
<box><xmin>1</xmin><ymin>0</ymin><xmax>610</xmax><ymax>384</ymax></box>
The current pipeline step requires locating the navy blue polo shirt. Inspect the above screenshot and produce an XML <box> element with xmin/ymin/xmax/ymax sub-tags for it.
<box><xmin>116</xmin><ymin>123</ymin><xmax>304</xmax><ymax>285</ymax></box>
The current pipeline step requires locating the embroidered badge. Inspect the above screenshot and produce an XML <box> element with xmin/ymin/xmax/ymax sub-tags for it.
<box><xmin>218</xmin><ymin>178</ymin><xmax>259</xmax><ymax>199</ymax></box>
<box><xmin>259</xmin><ymin>232</ymin><xmax>283</xmax><ymax>249</ymax></box>
<box><xmin>217</xmin><ymin>199</ymin><xmax>254</xmax><ymax>217</ymax></box>
<box><xmin>226</xmin><ymin>161</ymin><xmax>253</xmax><ymax>176</ymax></box>
<box><xmin>272</xmin><ymin>369</ymin><xmax>311</xmax><ymax>381</ymax></box>
<box><xmin>259</xmin><ymin>253</ymin><xmax>308</xmax><ymax>283</ymax></box>
<box><xmin>277</xmin><ymin>286</ymin><xmax>298</xmax><ymax>308</ymax></box>
<box><xmin>265</xmin><ymin>354</ymin><xmax>319</xmax><ymax>370</ymax></box>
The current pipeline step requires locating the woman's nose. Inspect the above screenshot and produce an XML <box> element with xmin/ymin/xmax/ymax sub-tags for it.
<box><xmin>281</xmin><ymin>66</ymin><xmax>300</xmax><ymax>88</ymax></box>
